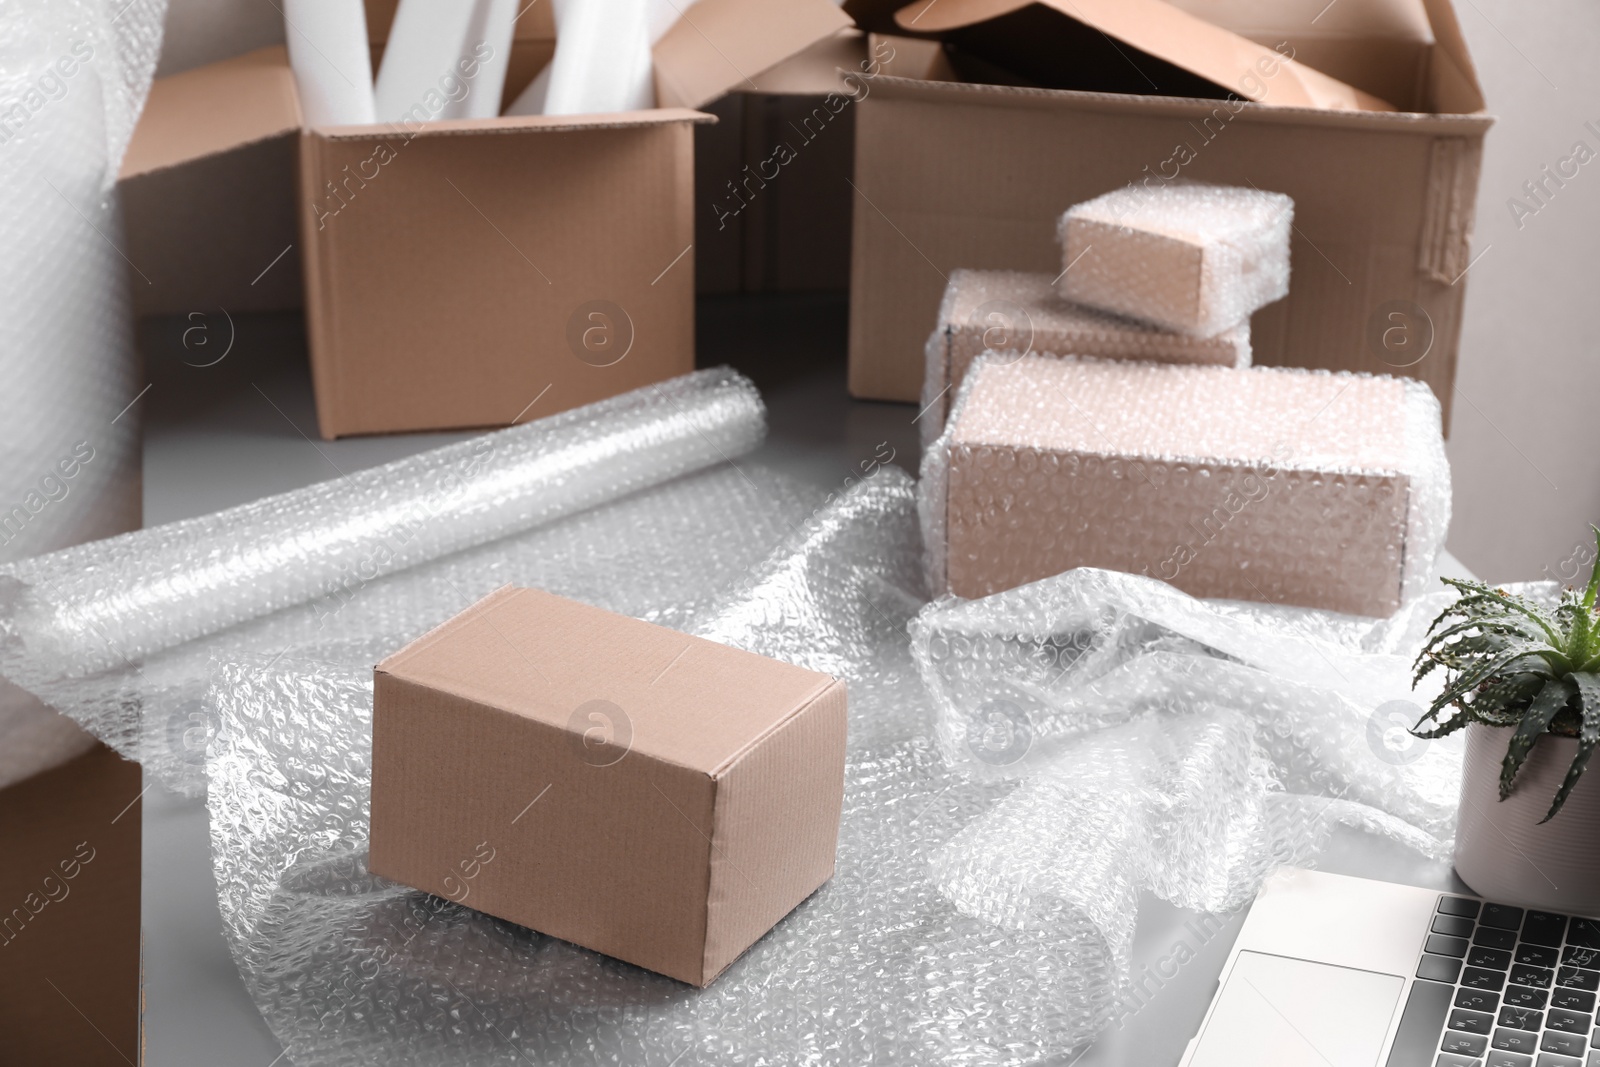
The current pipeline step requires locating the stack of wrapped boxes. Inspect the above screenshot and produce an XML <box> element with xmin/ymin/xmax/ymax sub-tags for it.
<box><xmin>920</xmin><ymin>183</ymin><xmax>1450</xmax><ymax>619</ymax></box>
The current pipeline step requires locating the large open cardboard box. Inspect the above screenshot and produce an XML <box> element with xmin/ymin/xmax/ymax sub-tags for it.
<box><xmin>844</xmin><ymin>0</ymin><xmax>1491</xmax><ymax>428</ymax></box>
<box><xmin>120</xmin><ymin>0</ymin><xmax>851</xmax><ymax>438</ymax></box>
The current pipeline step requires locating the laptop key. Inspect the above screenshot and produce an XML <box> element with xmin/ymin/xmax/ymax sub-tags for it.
<box><xmin>1565</xmin><ymin>946</ymin><xmax>1600</xmax><ymax>969</ymax></box>
<box><xmin>1457</xmin><ymin>986</ymin><xmax>1501</xmax><ymax>1012</ymax></box>
<box><xmin>1486</xmin><ymin>1053</ymin><xmax>1533</xmax><ymax>1067</ymax></box>
<box><xmin>1430</xmin><ymin>934</ymin><xmax>1472</xmax><ymax>958</ymax></box>
<box><xmin>1443</xmin><ymin>1029</ymin><xmax>1489</xmax><ymax>1055</ymax></box>
<box><xmin>1478</xmin><ymin>927</ymin><xmax>1521</xmax><ymax>950</ymax></box>
<box><xmin>1514</xmin><ymin>964</ymin><xmax>1557</xmax><ymax>988</ymax></box>
<box><xmin>1440</xmin><ymin>895</ymin><xmax>1483</xmax><ymax>918</ymax></box>
<box><xmin>1500</xmin><ymin>1005</ymin><xmax>1544</xmax><ymax>1031</ymax></box>
<box><xmin>1495</xmin><ymin>1028</ymin><xmax>1540</xmax><ymax>1053</ymax></box>
<box><xmin>1435</xmin><ymin>914</ymin><xmax>1476</xmax><ymax>938</ymax></box>
<box><xmin>1504</xmin><ymin>985</ymin><xmax>1550</xmax><ymax>1009</ymax></box>
<box><xmin>1534</xmin><ymin>1052</ymin><xmax>1582</xmax><ymax>1066</ymax></box>
<box><xmin>1524</xmin><ymin>911</ymin><xmax>1571</xmax><ymax>947</ymax></box>
<box><xmin>1471</xmin><ymin>947</ymin><xmax>1516</xmax><ymax>969</ymax></box>
<box><xmin>1568</xmin><ymin>919</ymin><xmax>1600</xmax><ymax>949</ymax></box>
<box><xmin>1436</xmin><ymin>1056</ymin><xmax>1479</xmax><ymax>1067</ymax></box>
<box><xmin>1388</xmin><ymin>979</ymin><xmax>1454</xmax><ymax>1067</ymax></box>
<box><xmin>1558</xmin><ymin>967</ymin><xmax>1600</xmax><ymax>992</ymax></box>
<box><xmin>1483</xmin><ymin>903</ymin><xmax>1526</xmax><ymax>930</ymax></box>
<box><xmin>1549</xmin><ymin>1009</ymin><xmax>1593</xmax><ymax>1034</ymax></box>
<box><xmin>1419</xmin><ymin>954</ymin><xmax>1465</xmax><ymax>982</ymax></box>
<box><xmin>1519</xmin><ymin>944</ymin><xmax>1564</xmax><ymax>968</ymax></box>
<box><xmin>1545</xmin><ymin>1032</ymin><xmax>1589</xmax><ymax>1056</ymax></box>
<box><xmin>1550</xmin><ymin>988</ymin><xmax>1594</xmax><ymax>1012</ymax></box>
<box><xmin>1453</xmin><ymin>1008</ymin><xmax>1496</xmax><ymax>1034</ymax></box>
<box><xmin>1467</xmin><ymin>966</ymin><xmax>1510</xmax><ymax>990</ymax></box>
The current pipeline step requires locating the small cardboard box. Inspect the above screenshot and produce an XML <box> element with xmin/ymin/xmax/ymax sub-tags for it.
<box><xmin>933</xmin><ymin>355</ymin><xmax>1441</xmax><ymax>616</ymax></box>
<box><xmin>120</xmin><ymin>0</ymin><xmax>851</xmax><ymax>437</ymax></box>
<box><xmin>845</xmin><ymin>0</ymin><xmax>1491</xmax><ymax>428</ymax></box>
<box><xmin>369</xmin><ymin>586</ymin><xmax>848</xmax><ymax>987</ymax></box>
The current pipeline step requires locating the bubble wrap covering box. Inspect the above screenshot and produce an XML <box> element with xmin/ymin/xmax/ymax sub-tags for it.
<box><xmin>920</xmin><ymin>269</ymin><xmax>1251</xmax><ymax>447</ymax></box>
<box><xmin>1059</xmin><ymin>182</ymin><xmax>1292</xmax><ymax>337</ymax></box>
<box><xmin>0</xmin><ymin>366</ymin><xmax>1467</xmax><ymax>1064</ymax></box>
<box><xmin>921</xmin><ymin>353</ymin><xmax>1451</xmax><ymax>617</ymax></box>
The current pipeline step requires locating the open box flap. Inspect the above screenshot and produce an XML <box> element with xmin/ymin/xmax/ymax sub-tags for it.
<box><xmin>309</xmin><ymin>106</ymin><xmax>714</xmax><ymax>141</ymax></box>
<box><xmin>652</xmin><ymin>0</ymin><xmax>855</xmax><ymax>109</ymax></box>
<box><xmin>893</xmin><ymin>0</ymin><xmax>1399</xmax><ymax>111</ymax></box>
<box><xmin>120</xmin><ymin>47</ymin><xmax>302</xmax><ymax>179</ymax></box>
<box><xmin>1419</xmin><ymin>0</ymin><xmax>1485</xmax><ymax>112</ymax></box>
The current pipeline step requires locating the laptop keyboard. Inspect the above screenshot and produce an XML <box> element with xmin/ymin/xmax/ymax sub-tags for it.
<box><xmin>1394</xmin><ymin>892</ymin><xmax>1600</xmax><ymax>1066</ymax></box>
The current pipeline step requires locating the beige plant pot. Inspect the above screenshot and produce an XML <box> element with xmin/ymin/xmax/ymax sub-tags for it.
<box><xmin>1453</xmin><ymin>721</ymin><xmax>1600</xmax><ymax>914</ymax></box>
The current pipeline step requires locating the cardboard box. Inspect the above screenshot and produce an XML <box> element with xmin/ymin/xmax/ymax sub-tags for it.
<box><xmin>369</xmin><ymin>586</ymin><xmax>848</xmax><ymax>987</ymax></box>
<box><xmin>846</xmin><ymin>0</ymin><xmax>1490</xmax><ymax>429</ymax></box>
<box><xmin>0</xmin><ymin>743</ymin><xmax>142</xmax><ymax>1066</ymax></box>
<box><xmin>934</xmin><ymin>355</ymin><xmax>1438</xmax><ymax>616</ymax></box>
<box><xmin>921</xmin><ymin>267</ymin><xmax>1249</xmax><ymax>444</ymax></box>
<box><xmin>120</xmin><ymin>0</ymin><xmax>852</xmax><ymax>437</ymax></box>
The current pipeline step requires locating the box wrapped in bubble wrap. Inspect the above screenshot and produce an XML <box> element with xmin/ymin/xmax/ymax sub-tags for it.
<box><xmin>919</xmin><ymin>269</ymin><xmax>1250</xmax><ymax>446</ymax></box>
<box><xmin>1059</xmin><ymin>183</ymin><xmax>1292</xmax><ymax>337</ymax></box>
<box><xmin>920</xmin><ymin>354</ymin><xmax>1450</xmax><ymax>617</ymax></box>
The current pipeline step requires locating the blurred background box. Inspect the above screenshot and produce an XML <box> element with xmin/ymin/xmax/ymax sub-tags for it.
<box><xmin>118</xmin><ymin>0</ymin><xmax>850</xmax><ymax>438</ymax></box>
<box><xmin>843</xmin><ymin>0</ymin><xmax>1490</xmax><ymax>429</ymax></box>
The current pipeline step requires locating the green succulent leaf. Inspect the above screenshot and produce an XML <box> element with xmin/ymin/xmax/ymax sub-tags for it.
<box><xmin>1500</xmin><ymin>677</ymin><xmax>1576</xmax><ymax>800</ymax></box>
<box><xmin>1436</xmin><ymin>578</ymin><xmax>1562</xmax><ymax>643</ymax></box>
<box><xmin>1543</xmin><ymin>672</ymin><xmax>1600</xmax><ymax>822</ymax></box>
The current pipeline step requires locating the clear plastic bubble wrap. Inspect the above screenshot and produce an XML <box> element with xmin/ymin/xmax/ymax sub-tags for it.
<box><xmin>0</xmin><ymin>369</ymin><xmax>769</xmax><ymax>793</ymax></box>
<box><xmin>920</xmin><ymin>269</ymin><xmax>1251</xmax><ymax>447</ymax></box>
<box><xmin>920</xmin><ymin>353</ymin><xmax>1451</xmax><ymax>617</ymax></box>
<box><xmin>1058</xmin><ymin>182</ymin><xmax>1292</xmax><ymax>337</ymax></box>
<box><xmin>199</xmin><ymin>449</ymin><xmax>1463</xmax><ymax>1066</ymax></box>
<box><xmin>0</xmin><ymin>0</ymin><xmax>168</xmax><ymax>786</ymax></box>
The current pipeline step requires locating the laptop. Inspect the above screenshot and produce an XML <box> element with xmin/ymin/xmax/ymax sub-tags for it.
<box><xmin>1178</xmin><ymin>868</ymin><xmax>1600</xmax><ymax>1067</ymax></box>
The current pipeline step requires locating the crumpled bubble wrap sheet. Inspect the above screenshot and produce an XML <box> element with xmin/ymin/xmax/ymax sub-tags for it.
<box><xmin>1058</xmin><ymin>182</ymin><xmax>1292</xmax><ymax>337</ymax></box>
<box><xmin>920</xmin><ymin>353</ymin><xmax>1451</xmax><ymax>616</ymax></box>
<box><xmin>0</xmin><ymin>369</ymin><xmax>767</xmax><ymax>793</ymax></box>
<box><xmin>203</xmin><ymin>461</ymin><xmax>1464</xmax><ymax>1065</ymax></box>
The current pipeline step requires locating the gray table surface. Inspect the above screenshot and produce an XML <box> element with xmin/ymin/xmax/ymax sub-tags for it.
<box><xmin>138</xmin><ymin>294</ymin><xmax>1475</xmax><ymax>1066</ymax></box>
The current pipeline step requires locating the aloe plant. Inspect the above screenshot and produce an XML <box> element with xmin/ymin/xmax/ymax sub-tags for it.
<box><xmin>1412</xmin><ymin>528</ymin><xmax>1600</xmax><ymax>822</ymax></box>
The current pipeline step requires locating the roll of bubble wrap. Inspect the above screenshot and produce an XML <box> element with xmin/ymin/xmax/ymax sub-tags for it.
<box><xmin>0</xmin><ymin>0</ymin><xmax>166</xmax><ymax>787</ymax></box>
<box><xmin>199</xmin><ymin>463</ymin><xmax>1461</xmax><ymax>1066</ymax></box>
<box><xmin>0</xmin><ymin>369</ymin><xmax>766</xmax><ymax>793</ymax></box>
<box><xmin>920</xmin><ymin>353</ymin><xmax>1451</xmax><ymax>616</ymax></box>
<box><xmin>920</xmin><ymin>268</ymin><xmax>1251</xmax><ymax>447</ymax></box>
<box><xmin>1059</xmin><ymin>182</ymin><xmax>1292</xmax><ymax>337</ymax></box>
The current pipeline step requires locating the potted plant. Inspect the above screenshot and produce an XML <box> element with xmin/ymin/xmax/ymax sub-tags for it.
<box><xmin>1412</xmin><ymin>539</ymin><xmax>1600</xmax><ymax>913</ymax></box>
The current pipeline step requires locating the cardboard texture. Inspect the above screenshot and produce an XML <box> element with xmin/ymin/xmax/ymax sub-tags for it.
<box><xmin>846</xmin><ymin>0</ymin><xmax>1491</xmax><ymax>428</ymax></box>
<box><xmin>369</xmin><ymin>587</ymin><xmax>848</xmax><ymax>987</ymax></box>
<box><xmin>0</xmin><ymin>743</ymin><xmax>142</xmax><ymax>1066</ymax></box>
<box><xmin>119</xmin><ymin>0</ymin><xmax>849</xmax><ymax>437</ymax></box>
<box><xmin>942</xmin><ymin>358</ymin><xmax>1413</xmax><ymax>615</ymax></box>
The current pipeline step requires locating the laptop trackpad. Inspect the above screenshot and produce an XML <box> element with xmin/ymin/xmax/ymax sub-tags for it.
<box><xmin>1189</xmin><ymin>951</ymin><xmax>1405</xmax><ymax>1067</ymax></box>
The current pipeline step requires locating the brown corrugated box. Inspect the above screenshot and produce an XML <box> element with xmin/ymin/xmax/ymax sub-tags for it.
<box><xmin>369</xmin><ymin>586</ymin><xmax>848</xmax><ymax>987</ymax></box>
<box><xmin>845</xmin><ymin>0</ymin><xmax>1491</xmax><ymax>427</ymax></box>
<box><xmin>0</xmin><ymin>743</ymin><xmax>142</xmax><ymax>1066</ymax></box>
<box><xmin>119</xmin><ymin>0</ymin><xmax>851</xmax><ymax>438</ymax></box>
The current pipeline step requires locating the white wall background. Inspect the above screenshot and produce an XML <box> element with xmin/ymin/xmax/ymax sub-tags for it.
<box><xmin>152</xmin><ymin>0</ymin><xmax>1597</xmax><ymax>585</ymax></box>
